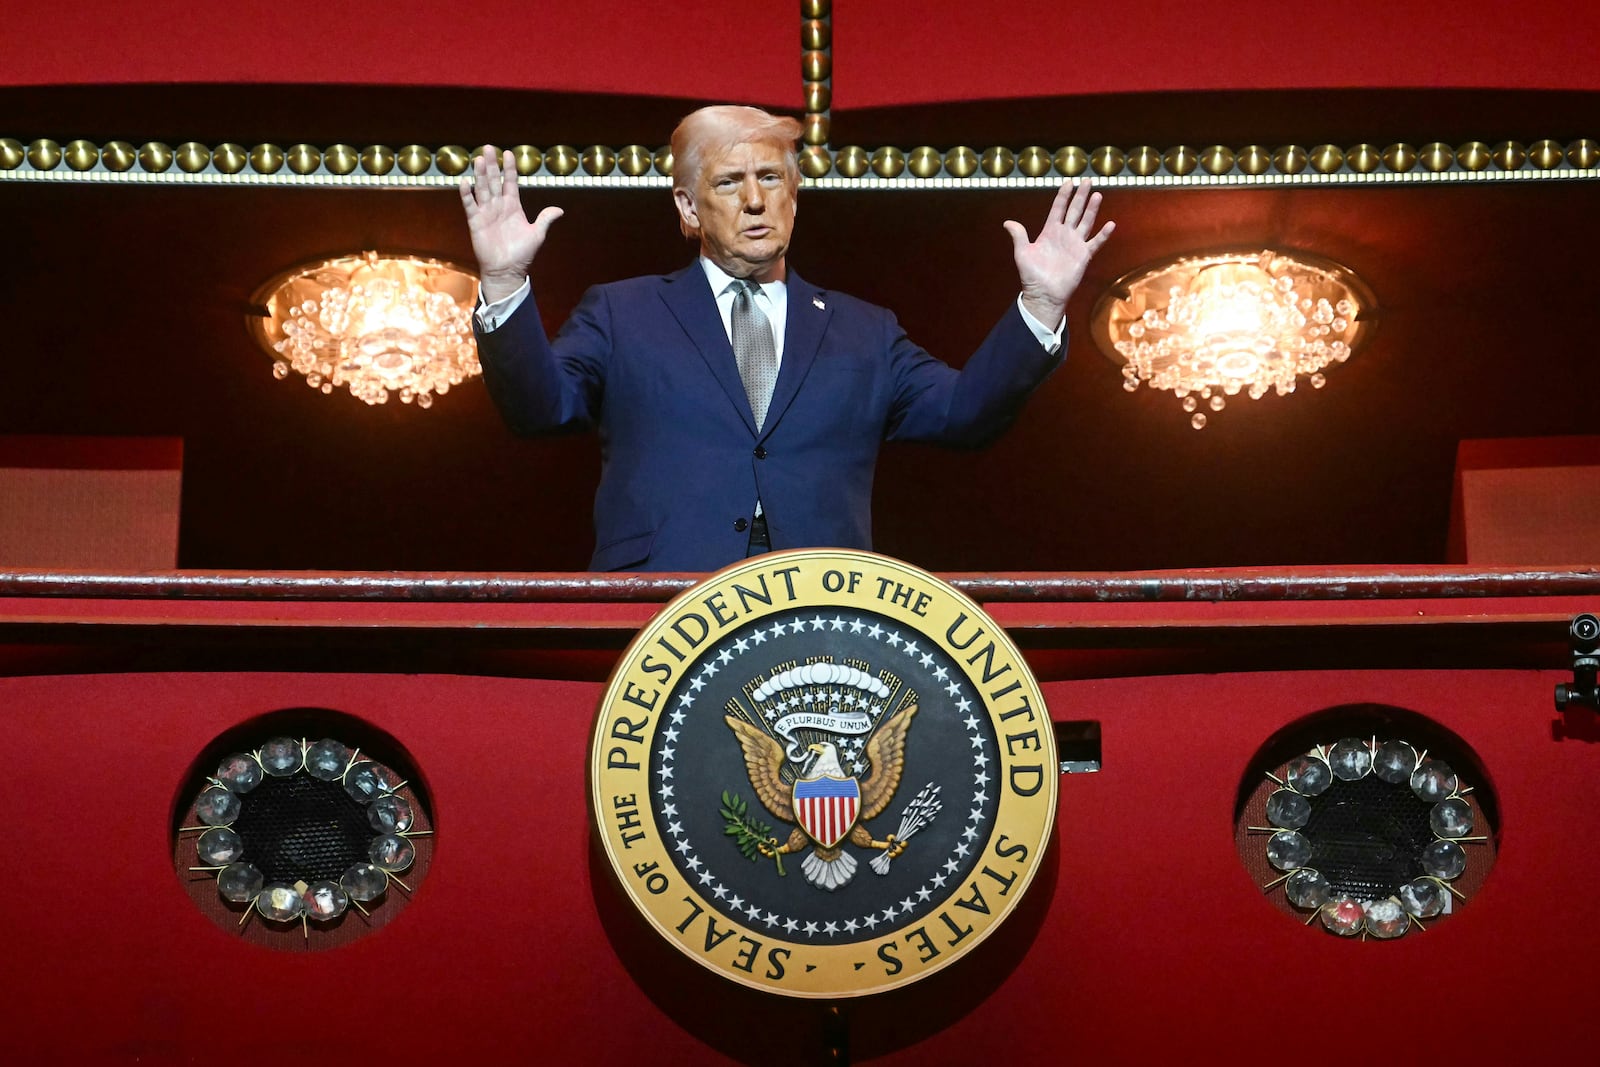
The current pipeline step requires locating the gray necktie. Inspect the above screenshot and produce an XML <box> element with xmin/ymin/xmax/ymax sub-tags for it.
<box><xmin>731</xmin><ymin>279</ymin><xmax>778</xmax><ymax>431</ymax></box>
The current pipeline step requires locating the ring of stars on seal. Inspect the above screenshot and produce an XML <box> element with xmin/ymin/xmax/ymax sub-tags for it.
<box><xmin>661</xmin><ymin>611</ymin><xmax>995</xmax><ymax>939</ymax></box>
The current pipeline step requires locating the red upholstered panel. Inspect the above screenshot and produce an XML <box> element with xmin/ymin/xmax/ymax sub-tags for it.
<box><xmin>8</xmin><ymin>2</ymin><xmax>1600</xmax><ymax>100</ymax></box>
<box><xmin>1449</xmin><ymin>437</ymin><xmax>1600</xmax><ymax>565</ymax></box>
<box><xmin>0</xmin><ymin>436</ymin><xmax>182</xmax><ymax>570</ymax></box>
<box><xmin>4</xmin><ymin>2</ymin><xmax>796</xmax><ymax>104</ymax></box>
<box><xmin>833</xmin><ymin>1</ymin><xmax>1600</xmax><ymax>104</ymax></box>
<box><xmin>1</xmin><ymin>667</ymin><xmax>1593</xmax><ymax>1064</ymax></box>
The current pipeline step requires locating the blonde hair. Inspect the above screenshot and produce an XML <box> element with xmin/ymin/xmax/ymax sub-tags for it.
<box><xmin>671</xmin><ymin>105</ymin><xmax>802</xmax><ymax>238</ymax></box>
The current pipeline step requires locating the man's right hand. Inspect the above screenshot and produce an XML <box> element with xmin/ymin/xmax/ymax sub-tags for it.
<box><xmin>459</xmin><ymin>146</ymin><xmax>565</xmax><ymax>305</ymax></box>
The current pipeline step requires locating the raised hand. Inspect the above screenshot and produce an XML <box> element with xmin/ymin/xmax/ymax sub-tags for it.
<box><xmin>1003</xmin><ymin>178</ymin><xmax>1115</xmax><ymax>330</ymax></box>
<box><xmin>459</xmin><ymin>145</ymin><xmax>565</xmax><ymax>304</ymax></box>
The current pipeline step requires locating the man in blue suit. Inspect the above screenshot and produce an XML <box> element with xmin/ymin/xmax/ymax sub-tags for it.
<box><xmin>461</xmin><ymin>106</ymin><xmax>1113</xmax><ymax>571</ymax></box>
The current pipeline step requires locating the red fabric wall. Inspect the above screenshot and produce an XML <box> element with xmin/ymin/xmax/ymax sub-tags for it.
<box><xmin>8</xmin><ymin>1</ymin><xmax>1599</xmax><ymax>101</ymax></box>
<box><xmin>1</xmin><ymin>666</ymin><xmax>1591</xmax><ymax>1064</ymax></box>
<box><xmin>5</xmin><ymin>2</ymin><xmax>797</xmax><ymax>103</ymax></box>
<box><xmin>0</xmin><ymin>436</ymin><xmax>183</xmax><ymax>570</ymax></box>
<box><xmin>835</xmin><ymin>1</ymin><xmax>1600</xmax><ymax>103</ymax></box>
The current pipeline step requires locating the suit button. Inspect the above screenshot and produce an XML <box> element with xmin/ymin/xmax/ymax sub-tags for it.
<box><xmin>733</xmin><ymin>517</ymin><xmax>749</xmax><ymax>532</ymax></box>
<box><xmin>753</xmin><ymin>446</ymin><xmax>768</xmax><ymax>459</ymax></box>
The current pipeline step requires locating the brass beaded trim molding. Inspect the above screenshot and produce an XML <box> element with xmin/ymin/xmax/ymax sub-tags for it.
<box><xmin>801</xmin><ymin>0</ymin><xmax>831</xmax><ymax>155</ymax></box>
<box><xmin>2</xmin><ymin>136</ymin><xmax>1596</xmax><ymax>189</ymax></box>
<box><xmin>4</xmin><ymin>7</ymin><xmax>1595</xmax><ymax>190</ymax></box>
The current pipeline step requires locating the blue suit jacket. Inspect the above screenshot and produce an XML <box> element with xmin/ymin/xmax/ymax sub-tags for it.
<box><xmin>477</xmin><ymin>264</ymin><xmax>1061</xmax><ymax>571</ymax></box>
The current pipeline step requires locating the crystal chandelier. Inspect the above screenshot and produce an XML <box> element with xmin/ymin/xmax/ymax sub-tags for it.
<box><xmin>1090</xmin><ymin>250</ymin><xmax>1376</xmax><ymax>428</ymax></box>
<box><xmin>248</xmin><ymin>252</ymin><xmax>479</xmax><ymax>408</ymax></box>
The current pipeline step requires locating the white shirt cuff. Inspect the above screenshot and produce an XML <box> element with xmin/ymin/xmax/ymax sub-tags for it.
<box><xmin>1016</xmin><ymin>295</ymin><xmax>1066</xmax><ymax>354</ymax></box>
<box><xmin>475</xmin><ymin>278</ymin><xmax>532</xmax><ymax>332</ymax></box>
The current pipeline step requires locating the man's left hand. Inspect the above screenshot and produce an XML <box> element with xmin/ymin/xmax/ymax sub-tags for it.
<box><xmin>1004</xmin><ymin>178</ymin><xmax>1115</xmax><ymax>331</ymax></box>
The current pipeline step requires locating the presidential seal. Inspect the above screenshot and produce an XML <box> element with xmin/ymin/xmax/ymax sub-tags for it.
<box><xmin>591</xmin><ymin>550</ymin><xmax>1056</xmax><ymax>998</ymax></box>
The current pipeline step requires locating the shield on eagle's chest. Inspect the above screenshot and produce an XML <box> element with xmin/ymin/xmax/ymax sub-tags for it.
<box><xmin>792</xmin><ymin>775</ymin><xmax>861</xmax><ymax>848</ymax></box>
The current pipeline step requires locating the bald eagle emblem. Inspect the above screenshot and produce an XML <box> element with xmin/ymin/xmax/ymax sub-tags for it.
<box><xmin>724</xmin><ymin>692</ymin><xmax>941</xmax><ymax>892</ymax></box>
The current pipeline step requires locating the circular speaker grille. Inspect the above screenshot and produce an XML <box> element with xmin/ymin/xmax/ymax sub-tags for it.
<box><xmin>231</xmin><ymin>773</ymin><xmax>375</xmax><ymax>883</ymax></box>
<box><xmin>172</xmin><ymin>710</ymin><xmax>433</xmax><ymax>951</ymax></box>
<box><xmin>1236</xmin><ymin>707</ymin><xmax>1496</xmax><ymax>939</ymax></box>
<box><xmin>1302</xmin><ymin>771</ymin><xmax>1436</xmax><ymax>902</ymax></box>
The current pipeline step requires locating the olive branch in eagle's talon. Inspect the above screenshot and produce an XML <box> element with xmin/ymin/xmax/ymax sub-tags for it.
<box><xmin>721</xmin><ymin>790</ymin><xmax>786</xmax><ymax>876</ymax></box>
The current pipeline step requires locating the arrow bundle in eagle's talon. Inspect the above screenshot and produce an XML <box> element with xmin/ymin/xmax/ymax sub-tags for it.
<box><xmin>870</xmin><ymin>782</ymin><xmax>942</xmax><ymax>875</ymax></box>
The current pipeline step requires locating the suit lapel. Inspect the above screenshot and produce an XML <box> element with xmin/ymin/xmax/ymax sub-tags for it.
<box><xmin>764</xmin><ymin>269</ymin><xmax>829</xmax><ymax>440</ymax></box>
<box><xmin>659</xmin><ymin>263</ymin><xmax>758</xmax><ymax>435</ymax></box>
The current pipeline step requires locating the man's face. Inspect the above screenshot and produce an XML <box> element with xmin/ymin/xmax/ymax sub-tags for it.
<box><xmin>674</xmin><ymin>140</ymin><xmax>796</xmax><ymax>280</ymax></box>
